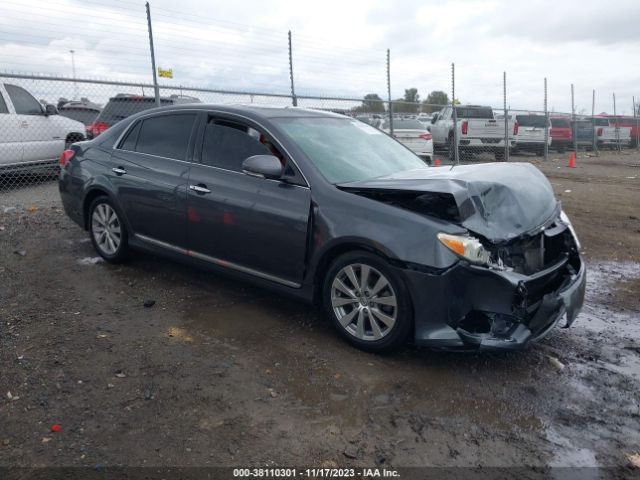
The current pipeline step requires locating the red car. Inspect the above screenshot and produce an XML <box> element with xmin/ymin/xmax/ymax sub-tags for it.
<box><xmin>550</xmin><ymin>117</ymin><xmax>573</xmax><ymax>152</ymax></box>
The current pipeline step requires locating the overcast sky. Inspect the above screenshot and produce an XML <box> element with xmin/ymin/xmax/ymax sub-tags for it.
<box><xmin>1</xmin><ymin>0</ymin><xmax>639</xmax><ymax>113</ymax></box>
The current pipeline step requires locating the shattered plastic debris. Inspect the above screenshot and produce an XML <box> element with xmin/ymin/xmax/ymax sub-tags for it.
<box><xmin>78</xmin><ymin>257</ymin><xmax>104</xmax><ymax>265</ymax></box>
<box><xmin>50</xmin><ymin>424</ymin><xmax>61</xmax><ymax>433</ymax></box>
<box><xmin>547</xmin><ymin>356</ymin><xmax>566</xmax><ymax>372</ymax></box>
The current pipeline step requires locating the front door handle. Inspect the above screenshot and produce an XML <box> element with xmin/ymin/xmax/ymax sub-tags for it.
<box><xmin>112</xmin><ymin>167</ymin><xmax>127</xmax><ymax>175</ymax></box>
<box><xmin>189</xmin><ymin>184</ymin><xmax>211</xmax><ymax>194</ymax></box>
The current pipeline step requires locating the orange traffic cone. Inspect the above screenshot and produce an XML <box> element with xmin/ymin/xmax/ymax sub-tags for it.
<box><xmin>434</xmin><ymin>158</ymin><xmax>441</xmax><ymax>166</ymax></box>
<box><xmin>568</xmin><ymin>152</ymin><xmax>576</xmax><ymax>168</ymax></box>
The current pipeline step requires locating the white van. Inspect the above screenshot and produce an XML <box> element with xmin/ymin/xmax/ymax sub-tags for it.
<box><xmin>0</xmin><ymin>83</ymin><xmax>85</xmax><ymax>173</ymax></box>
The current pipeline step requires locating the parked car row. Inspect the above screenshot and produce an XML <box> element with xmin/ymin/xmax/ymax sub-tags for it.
<box><xmin>0</xmin><ymin>85</ymin><xmax>202</xmax><ymax>174</ymax></box>
<box><xmin>0</xmin><ymin>83</ymin><xmax>86</xmax><ymax>173</ymax></box>
<box><xmin>355</xmin><ymin>106</ymin><xmax>640</xmax><ymax>161</ymax></box>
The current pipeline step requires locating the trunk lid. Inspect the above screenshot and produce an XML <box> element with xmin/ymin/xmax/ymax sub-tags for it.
<box><xmin>338</xmin><ymin>163</ymin><xmax>558</xmax><ymax>243</ymax></box>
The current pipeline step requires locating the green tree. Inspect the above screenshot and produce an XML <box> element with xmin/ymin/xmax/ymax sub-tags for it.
<box><xmin>362</xmin><ymin>93</ymin><xmax>385</xmax><ymax>113</ymax></box>
<box><xmin>422</xmin><ymin>90</ymin><xmax>450</xmax><ymax>112</ymax></box>
<box><xmin>394</xmin><ymin>88</ymin><xmax>420</xmax><ymax>113</ymax></box>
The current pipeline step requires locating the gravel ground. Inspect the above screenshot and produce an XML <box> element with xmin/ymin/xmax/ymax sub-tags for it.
<box><xmin>0</xmin><ymin>151</ymin><xmax>639</xmax><ymax>475</ymax></box>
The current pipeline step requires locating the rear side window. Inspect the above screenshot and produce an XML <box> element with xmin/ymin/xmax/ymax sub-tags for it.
<box><xmin>516</xmin><ymin>115</ymin><xmax>548</xmax><ymax>128</ymax></box>
<box><xmin>5</xmin><ymin>84</ymin><xmax>43</xmax><ymax>115</ymax></box>
<box><xmin>119</xmin><ymin>121</ymin><xmax>142</xmax><ymax>151</ymax></box>
<box><xmin>454</xmin><ymin>106</ymin><xmax>493</xmax><ymax>119</ymax></box>
<box><xmin>201</xmin><ymin>119</ymin><xmax>271</xmax><ymax>172</ymax></box>
<box><xmin>135</xmin><ymin>114</ymin><xmax>196</xmax><ymax>161</ymax></box>
<box><xmin>97</xmin><ymin>97</ymin><xmax>172</xmax><ymax>125</ymax></box>
<box><xmin>0</xmin><ymin>92</ymin><xmax>8</xmax><ymax>114</ymax></box>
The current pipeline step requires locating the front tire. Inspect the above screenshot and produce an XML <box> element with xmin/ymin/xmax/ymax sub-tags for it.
<box><xmin>322</xmin><ymin>251</ymin><xmax>413</xmax><ymax>352</ymax></box>
<box><xmin>88</xmin><ymin>196</ymin><xmax>129</xmax><ymax>263</ymax></box>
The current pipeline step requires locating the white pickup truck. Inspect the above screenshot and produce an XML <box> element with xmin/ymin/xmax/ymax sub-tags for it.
<box><xmin>497</xmin><ymin>113</ymin><xmax>550</xmax><ymax>155</ymax></box>
<box><xmin>0</xmin><ymin>82</ymin><xmax>85</xmax><ymax>173</ymax></box>
<box><xmin>429</xmin><ymin>105</ymin><xmax>516</xmax><ymax>160</ymax></box>
<box><xmin>593</xmin><ymin>116</ymin><xmax>632</xmax><ymax>148</ymax></box>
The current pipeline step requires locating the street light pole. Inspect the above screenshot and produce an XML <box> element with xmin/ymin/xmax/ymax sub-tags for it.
<box><xmin>69</xmin><ymin>49</ymin><xmax>78</xmax><ymax>100</ymax></box>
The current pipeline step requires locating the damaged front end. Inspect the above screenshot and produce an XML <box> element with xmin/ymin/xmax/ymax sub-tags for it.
<box><xmin>406</xmin><ymin>211</ymin><xmax>586</xmax><ymax>351</ymax></box>
<box><xmin>338</xmin><ymin>163</ymin><xmax>587</xmax><ymax>350</ymax></box>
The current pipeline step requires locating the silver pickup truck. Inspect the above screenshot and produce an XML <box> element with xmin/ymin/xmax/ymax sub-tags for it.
<box><xmin>429</xmin><ymin>105</ymin><xmax>516</xmax><ymax>160</ymax></box>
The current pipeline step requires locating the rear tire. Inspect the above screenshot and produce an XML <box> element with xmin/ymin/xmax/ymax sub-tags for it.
<box><xmin>88</xmin><ymin>196</ymin><xmax>129</xmax><ymax>263</ymax></box>
<box><xmin>322</xmin><ymin>251</ymin><xmax>413</xmax><ymax>352</ymax></box>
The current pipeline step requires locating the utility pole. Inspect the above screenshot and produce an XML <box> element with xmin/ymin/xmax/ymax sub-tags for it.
<box><xmin>69</xmin><ymin>50</ymin><xmax>78</xmax><ymax>100</ymax></box>
<box><xmin>543</xmin><ymin>77</ymin><xmax>549</xmax><ymax>160</ymax></box>
<box><xmin>145</xmin><ymin>2</ymin><xmax>161</xmax><ymax>107</ymax></box>
<box><xmin>503</xmin><ymin>71</ymin><xmax>509</xmax><ymax>162</ymax></box>
<box><xmin>288</xmin><ymin>31</ymin><xmax>297</xmax><ymax>107</ymax></box>
<box><xmin>387</xmin><ymin>49</ymin><xmax>393</xmax><ymax>135</ymax></box>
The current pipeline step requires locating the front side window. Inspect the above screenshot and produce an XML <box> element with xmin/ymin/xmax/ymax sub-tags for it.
<box><xmin>5</xmin><ymin>84</ymin><xmax>43</xmax><ymax>115</ymax></box>
<box><xmin>274</xmin><ymin>117</ymin><xmax>426</xmax><ymax>184</ymax></box>
<box><xmin>134</xmin><ymin>114</ymin><xmax>196</xmax><ymax>161</ymax></box>
<box><xmin>201</xmin><ymin>119</ymin><xmax>272</xmax><ymax>172</ymax></box>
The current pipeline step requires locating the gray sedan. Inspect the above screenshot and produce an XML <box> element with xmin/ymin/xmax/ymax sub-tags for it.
<box><xmin>59</xmin><ymin>105</ymin><xmax>585</xmax><ymax>352</ymax></box>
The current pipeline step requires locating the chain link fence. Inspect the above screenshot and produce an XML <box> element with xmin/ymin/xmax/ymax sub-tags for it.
<box><xmin>1</xmin><ymin>75</ymin><xmax>639</xmax><ymax>195</ymax></box>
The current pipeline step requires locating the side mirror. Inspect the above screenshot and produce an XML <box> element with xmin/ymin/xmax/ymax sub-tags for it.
<box><xmin>242</xmin><ymin>155</ymin><xmax>283</xmax><ymax>180</ymax></box>
<box><xmin>44</xmin><ymin>104</ymin><xmax>58</xmax><ymax>116</ymax></box>
<box><xmin>431</xmin><ymin>114</ymin><xmax>438</xmax><ymax>124</ymax></box>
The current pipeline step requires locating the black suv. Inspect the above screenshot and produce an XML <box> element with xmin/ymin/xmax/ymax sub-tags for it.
<box><xmin>86</xmin><ymin>93</ymin><xmax>200</xmax><ymax>139</ymax></box>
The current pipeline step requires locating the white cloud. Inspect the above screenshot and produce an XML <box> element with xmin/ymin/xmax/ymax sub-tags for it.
<box><xmin>0</xmin><ymin>0</ymin><xmax>638</xmax><ymax>113</ymax></box>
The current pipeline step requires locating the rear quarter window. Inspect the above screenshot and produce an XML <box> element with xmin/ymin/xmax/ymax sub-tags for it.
<box><xmin>134</xmin><ymin>114</ymin><xmax>196</xmax><ymax>161</ymax></box>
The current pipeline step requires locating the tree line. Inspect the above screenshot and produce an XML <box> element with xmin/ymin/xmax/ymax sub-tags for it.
<box><xmin>352</xmin><ymin>89</ymin><xmax>459</xmax><ymax>114</ymax></box>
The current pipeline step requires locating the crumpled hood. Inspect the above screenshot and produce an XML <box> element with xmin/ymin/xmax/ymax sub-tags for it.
<box><xmin>338</xmin><ymin>162</ymin><xmax>559</xmax><ymax>243</ymax></box>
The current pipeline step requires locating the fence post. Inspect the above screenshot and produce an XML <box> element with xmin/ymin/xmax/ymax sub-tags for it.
<box><xmin>592</xmin><ymin>89</ymin><xmax>598</xmax><ymax>155</ymax></box>
<box><xmin>544</xmin><ymin>77</ymin><xmax>549</xmax><ymax>160</ymax></box>
<box><xmin>503</xmin><ymin>71</ymin><xmax>509</xmax><ymax>162</ymax></box>
<box><xmin>571</xmin><ymin>84</ymin><xmax>577</xmax><ymax>153</ymax></box>
<box><xmin>451</xmin><ymin>63</ymin><xmax>459</xmax><ymax>164</ymax></box>
<box><xmin>634</xmin><ymin>96</ymin><xmax>639</xmax><ymax>150</ymax></box>
<box><xmin>145</xmin><ymin>2</ymin><xmax>160</xmax><ymax>107</ymax></box>
<box><xmin>386</xmin><ymin>49</ymin><xmax>393</xmax><ymax>135</ymax></box>
<box><xmin>288</xmin><ymin>31</ymin><xmax>297</xmax><ymax>107</ymax></box>
<box><xmin>613</xmin><ymin>92</ymin><xmax>620</xmax><ymax>152</ymax></box>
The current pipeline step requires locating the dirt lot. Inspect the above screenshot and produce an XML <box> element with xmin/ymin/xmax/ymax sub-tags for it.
<box><xmin>1</xmin><ymin>151</ymin><xmax>639</xmax><ymax>475</ymax></box>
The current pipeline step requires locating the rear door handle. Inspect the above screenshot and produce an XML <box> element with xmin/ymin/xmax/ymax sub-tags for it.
<box><xmin>189</xmin><ymin>184</ymin><xmax>211</xmax><ymax>194</ymax></box>
<box><xmin>112</xmin><ymin>167</ymin><xmax>127</xmax><ymax>175</ymax></box>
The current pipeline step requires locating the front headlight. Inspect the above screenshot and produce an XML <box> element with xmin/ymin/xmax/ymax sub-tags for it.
<box><xmin>560</xmin><ymin>210</ymin><xmax>581</xmax><ymax>249</ymax></box>
<box><xmin>437</xmin><ymin>232</ymin><xmax>492</xmax><ymax>265</ymax></box>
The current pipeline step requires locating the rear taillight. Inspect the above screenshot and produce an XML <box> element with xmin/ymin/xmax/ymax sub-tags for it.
<box><xmin>597</xmin><ymin>128</ymin><xmax>603</xmax><ymax>137</ymax></box>
<box><xmin>59</xmin><ymin>149</ymin><xmax>75</xmax><ymax>168</ymax></box>
<box><xmin>419</xmin><ymin>133</ymin><xmax>432</xmax><ymax>141</ymax></box>
<box><xmin>514</xmin><ymin>122</ymin><xmax>519</xmax><ymax>135</ymax></box>
<box><xmin>461</xmin><ymin>121</ymin><xmax>468</xmax><ymax>135</ymax></box>
<box><xmin>87</xmin><ymin>121</ymin><xmax>109</xmax><ymax>137</ymax></box>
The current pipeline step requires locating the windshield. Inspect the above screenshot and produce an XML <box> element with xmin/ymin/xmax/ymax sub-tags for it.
<box><xmin>382</xmin><ymin>119</ymin><xmax>424</xmax><ymax>130</ymax></box>
<box><xmin>274</xmin><ymin>117</ymin><xmax>426</xmax><ymax>184</ymax></box>
<box><xmin>516</xmin><ymin>115</ymin><xmax>548</xmax><ymax>128</ymax></box>
<box><xmin>59</xmin><ymin>108</ymin><xmax>100</xmax><ymax>126</ymax></box>
<box><xmin>97</xmin><ymin>97</ymin><xmax>172</xmax><ymax>124</ymax></box>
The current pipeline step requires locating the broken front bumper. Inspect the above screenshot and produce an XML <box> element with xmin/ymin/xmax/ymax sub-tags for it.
<box><xmin>403</xmin><ymin>255</ymin><xmax>586</xmax><ymax>351</ymax></box>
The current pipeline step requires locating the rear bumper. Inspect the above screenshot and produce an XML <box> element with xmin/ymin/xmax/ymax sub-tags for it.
<box><xmin>402</xmin><ymin>254</ymin><xmax>586</xmax><ymax>351</ymax></box>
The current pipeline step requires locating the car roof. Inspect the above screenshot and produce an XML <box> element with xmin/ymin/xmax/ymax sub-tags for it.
<box><xmin>135</xmin><ymin>103</ymin><xmax>349</xmax><ymax>120</ymax></box>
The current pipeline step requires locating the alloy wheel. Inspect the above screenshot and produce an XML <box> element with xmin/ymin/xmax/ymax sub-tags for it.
<box><xmin>91</xmin><ymin>203</ymin><xmax>122</xmax><ymax>256</ymax></box>
<box><xmin>330</xmin><ymin>263</ymin><xmax>397</xmax><ymax>341</ymax></box>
